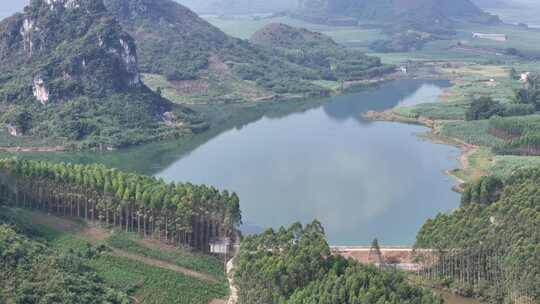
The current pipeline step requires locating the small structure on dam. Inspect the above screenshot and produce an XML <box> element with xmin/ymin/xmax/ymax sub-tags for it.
<box><xmin>331</xmin><ymin>244</ymin><xmax>433</xmax><ymax>271</ymax></box>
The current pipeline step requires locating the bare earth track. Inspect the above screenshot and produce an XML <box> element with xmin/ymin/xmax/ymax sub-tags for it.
<box><xmin>25</xmin><ymin>211</ymin><xmax>218</xmax><ymax>283</ymax></box>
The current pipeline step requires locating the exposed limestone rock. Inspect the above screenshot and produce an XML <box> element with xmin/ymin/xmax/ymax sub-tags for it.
<box><xmin>119</xmin><ymin>38</ymin><xmax>141</xmax><ymax>87</ymax></box>
<box><xmin>20</xmin><ymin>18</ymin><xmax>35</xmax><ymax>54</ymax></box>
<box><xmin>44</xmin><ymin>0</ymin><xmax>81</xmax><ymax>9</ymax></box>
<box><xmin>32</xmin><ymin>77</ymin><xmax>50</xmax><ymax>105</ymax></box>
<box><xmin>5</xmin><ymin>124</ymin><xmax>20</xmax><ymax>137</ymax></box>
<box><xmin>163</xmin><ymin>112</ymin><xmax>185</xmax><ymax>127</ymax></box>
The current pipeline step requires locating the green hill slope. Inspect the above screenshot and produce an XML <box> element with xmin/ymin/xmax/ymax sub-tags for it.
<box><xmin>250</xmin><ymin>23</ymin><xmax>390</xmax><ymax>81</ymax></box>
<box><xmin>104</xmin><ymin>0</ymin><xmax>389</xmax><ymax>103</ymax></box>
<box><xmin>235</xmin><ymin>221</ymin><xmax>442</xmax><ymax>304</ymax></box>
<box><xmin>0</xmin><ymin>0</ymin><xmax>203</xmax><ymax>149</ymax></box>
<box><xmin>0</xmin><ymin>225</ymin><xmax>130</xmax><ymax>303</ymax></box>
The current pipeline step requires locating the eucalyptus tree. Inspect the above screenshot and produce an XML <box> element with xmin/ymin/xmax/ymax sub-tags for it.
<box><xmin>0</xmin><ymin>159</ymin><xmax>241</xmax><ymax>251</ymax></box>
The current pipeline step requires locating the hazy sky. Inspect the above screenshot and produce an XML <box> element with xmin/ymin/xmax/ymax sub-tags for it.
<box><xmin>0</xmin><ymin>0</ymin><xmax>537</xmax><ymax>20</ymax></box>
<box><xmin>0</xmin><ymin>0</ymin><xmax>27</xmax><ymax>18</ymax></box>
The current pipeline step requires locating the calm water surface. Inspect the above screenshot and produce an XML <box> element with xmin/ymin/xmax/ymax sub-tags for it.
<box><xmin>8</xmin><ymin>80</ymin><xmax>460</xmax><ymax>245</ymax></box>
<box><xmin>154</xmin><ymin>79</ymin><xmax>460</xmax><ymax>245</ymax></box>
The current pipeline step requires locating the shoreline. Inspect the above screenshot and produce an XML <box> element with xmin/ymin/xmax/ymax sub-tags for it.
<box><xmin>363</xmin><ymin>110</ymin><xmax>478</xmax><ymax>192</ymax></box>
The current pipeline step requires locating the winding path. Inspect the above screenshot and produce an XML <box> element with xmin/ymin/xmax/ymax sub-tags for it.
<box><xmin>25</xmin><ymin>210</ymin><xmax>218</xmax><ymax>283</ymax></box>
<box><xmin>226</xmin><ymin>257</ymin><xmax>238</xmax><ymax>304</ymax></box>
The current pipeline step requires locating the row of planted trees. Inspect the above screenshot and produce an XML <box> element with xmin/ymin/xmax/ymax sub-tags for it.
<box><xmin>415</xmin><ymin>248</ymin><xmax>535</xmax><ymax>303</ymax></box>
<box><xmin>0</xmin><ymin>159</ymin><xmax>242</xmax><ymax>252</ymax></box>
<box><xmin>488</xmin><ymin>115</ymin><xmax>540</xmax><ymax>155</ymax></box>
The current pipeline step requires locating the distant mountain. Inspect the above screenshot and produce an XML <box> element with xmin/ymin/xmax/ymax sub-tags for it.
<box><xmin>250</xmin><ymin>23</ymin><xmax>338</xmax><ymax>49</ymax></box>
<box><xmin>471</xmin><ymin>0</ymin><xmax>507</xmax><ymax>9</ymax></box>
<box><xmin>104</xmin><ymin>0</ymin><xmax>230</xmax><ymax>80</ymax></box>
<box><xmin>104</xmin><ymin>0</ymin><xmax>388</xmax><ymax>101</ymax></box>
<box><xmin>0</xmin><ymin>0</ymin><xmax>201</xmax><ymax>149</ymax></box>
<box><xmin>176</xmin><ymin>0</ymin><xmax>295</xmax><ymax>14</ymax></box>
<box><xmin>250</xmin><ymin>23</ymin><xmax>391</xmax><ymax>80</ymax></box>
<box><xmin>295</xmin><ymin>0</ymin><xmax>500</xmax><ymax>31</ymax></box>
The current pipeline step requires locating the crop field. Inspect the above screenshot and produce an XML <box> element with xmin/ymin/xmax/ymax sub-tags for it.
<box><xmin>106</xmin><ymin>232</ymin><xmax>226</xmax><ymax>280</ymax></box>
<box><xmin>390</xmin><ymin>62</ymin><xmax>527</xmax><ymax>121</ymax></box>
<box><xmin>2</xmin><ymin>208</ymin><xmax>228</xmax><ymax>304</ymax></box>
<box><xmin>491</xmin><ymin>154</ymin><xmax>540</xmax><ymax>176</ymax></box>
<box><xmin>393</xmin><ymin>100</ymin><xmax>468</xmax><ymax>120</ymax></box>
<box><xmin>450</xmin><ymin>146</ymin><xmax>540</xmax><ymax>184</ymax></box>
<box><xmin>442</xmin><ymin>76</ymin><xmax>519</xmax><ymax>104</ymax></box>
<box><xmin>439</xmin><ymin>120</ymin><xmax>506</xmax><ymax>147</ymax></box>
<box><xmin>456</xmin><ymin>22</ymin><xmax>540</xmax><ymax>57</ymax></box>
<box><xmin>88</xmin><ymin>255</ymin><xmax>227</xmax><ymax>304</ymax></box>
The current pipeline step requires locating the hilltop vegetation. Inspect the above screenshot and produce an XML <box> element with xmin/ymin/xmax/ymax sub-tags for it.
<box><xmin>104</xmin><ymin>0</ymin><xmax>389</xmax><ymax>103</ymax></box>
<box><xmin>416</xmin><ymin>168</ymin><xmax>540</xmax><ymax>302</ymax></box>
<box><xmin>250</xmin><ymin>23</ymin><xmax>391</xmax><ymax>82</ymax></box>
<box><xmin>0</xmin><ymin>0</ymin><xmax>204</xmax><ymax>149</ymax></box>
<box><xmin>235</xmin><ymin>221</ymin><xmax>442</xmax><ymax>304</ymax></box>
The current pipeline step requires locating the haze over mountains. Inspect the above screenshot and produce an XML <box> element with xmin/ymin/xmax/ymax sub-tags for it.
<box><xmin>294</xmin><ymin>0</ymin><xmax>500</xmax><ymax>30</ymax></box>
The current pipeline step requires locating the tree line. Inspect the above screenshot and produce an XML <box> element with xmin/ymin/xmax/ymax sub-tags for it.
<box><xmin>235</xmin><ymin>221</ymin><xmax>442</xmax><ymax>304</ymax></box>
<box><xmin>0</xmin><ymin>159</ymin><xmax>242</xmax><ymax>251</ymax></box>
<box><xmin>416</xmin><ymin>167</ymin><xmax>540</xmax><ymax>303</ymax></box>
<box><xmin>488</xmin><ymin>115</ymin><xmax>540</xmax><ymax>155</ymax></box>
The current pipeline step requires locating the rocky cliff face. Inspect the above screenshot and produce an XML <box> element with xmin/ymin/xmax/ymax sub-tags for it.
<box><xmin>0</xmin><ymin>0</ymin><xmax>199</xmax><ymax>148</ymax></box>
<box><xmin>0</xmin><ymin>0</ymin><xmax>142</xmax><ymax>104</ymax></box>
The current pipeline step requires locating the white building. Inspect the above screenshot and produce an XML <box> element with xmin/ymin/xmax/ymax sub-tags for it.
<box><xmin>472</xmin><ymin>32</ymin><xmax>508</xmax><ymax>42</ymax></box>
<box><xmin>521</xmin><ymin>72</ymin><xmax>531</xmax><ymax>82</ymax></box>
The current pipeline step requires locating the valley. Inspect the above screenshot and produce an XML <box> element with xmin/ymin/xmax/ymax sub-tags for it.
<box><xmin>0</xmin><ymin>0</ymin><xmax>539</xmax><ymax>304</ymax></box>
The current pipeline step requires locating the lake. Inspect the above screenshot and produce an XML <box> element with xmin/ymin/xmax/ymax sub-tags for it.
<box><xmin>6</xmin><ymin>79</ymin><xmax>460</xmax><ymax>246</ymax></box>
<box><xmin>155</xmin><ymin>79</ymin><xmax>460</xmax><ymax>245</ymax></box>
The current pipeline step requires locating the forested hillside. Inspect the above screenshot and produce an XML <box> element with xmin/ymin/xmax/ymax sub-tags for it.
<box><xmin>0</xmin><ymin>0</ymin><xmax>204</xmax><ymax>149</ymax></box>
<box><xmin>235</xmin><ymin>221</ymin><xmax>442</xmax><ymax>304</ymax></box>
<box><xmin>250</xmin><ymin>23</ymin><xmax>390</xmax><ymax>81</ymax></box>
<box><xmin>416</xmin><ymin>168</ymin><xmax>540</xmax><ymax>303</ymax></box>
<box><xmin>0</xmin><ymin>159</ymin><xmax>242</xmax><ymax>251</ymax></box>
<box><xmin>104</xmin><ymin>0</ymin><xmax>389</xmax><ymax>102</ymax></box>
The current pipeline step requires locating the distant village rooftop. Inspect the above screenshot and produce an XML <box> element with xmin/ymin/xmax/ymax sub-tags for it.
<box><xmin>472</xmin><ymin>32</ymin><xmax>508</xmax><ymax>42</ymax></box>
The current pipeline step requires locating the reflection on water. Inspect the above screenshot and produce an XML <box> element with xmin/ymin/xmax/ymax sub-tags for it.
<box><xmin>154</xmin><ymin>79</ymin><xmax>459</xmax><ymax>245</ymax></box>
<box><xmin>4</xmin><ymin>79</ymin><xmax>460</xmax><ymax>245</ymax></box>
